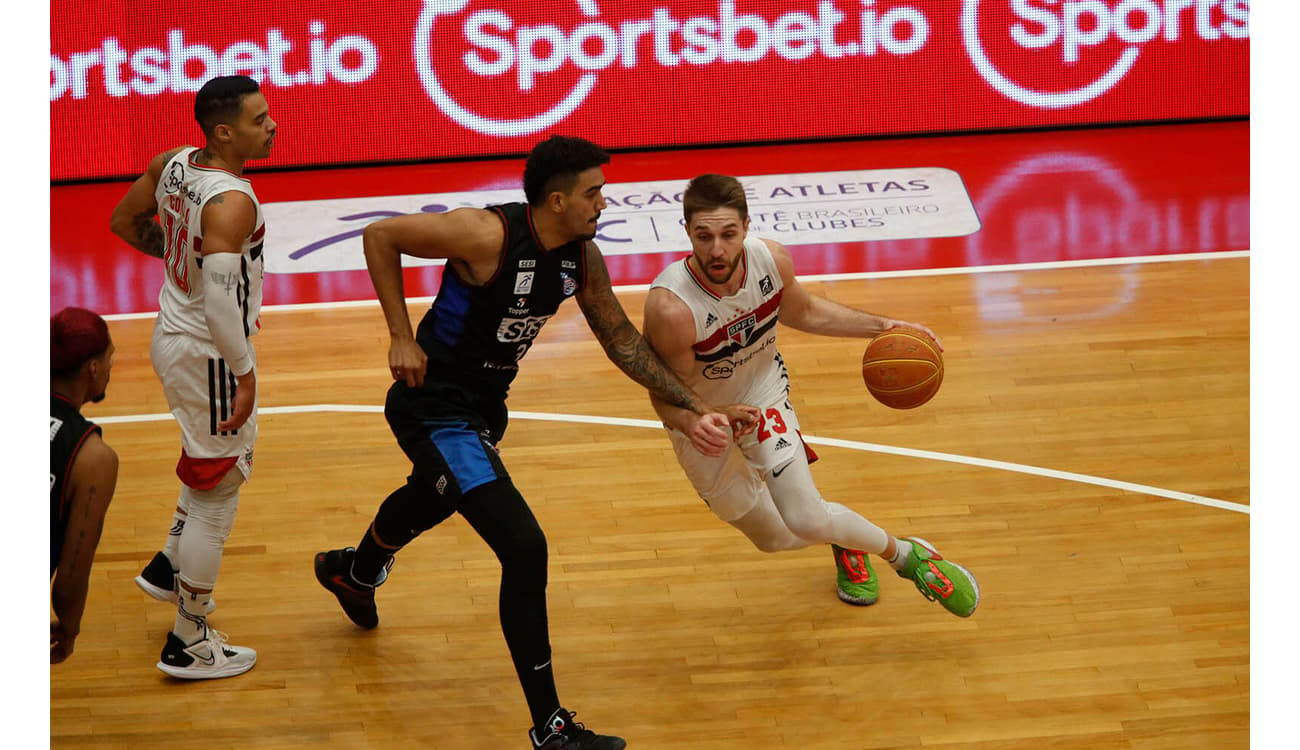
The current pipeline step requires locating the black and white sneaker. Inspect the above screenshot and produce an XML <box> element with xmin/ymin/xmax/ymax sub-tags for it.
<box><xmin>134</xmin><ymin>551</ymin><xmax>175</xmax><ymax>601</ymax></box>
<box><xmin>529</xmin><ymin>708</ymin><xmax>626</xmax><ymax>749</ymax></box>
<box><xmin>156</xmin><ymin>628</ymin><xmax>256</xmax><ymax>680</ymax></box>
<box><xmin>314</xmin><ymin>547</ymin><xmax>391</xmax><ymax>630</ymax></box>
<box><xmin>135</xmin><ymin>551</ymin><xmax>216</xmax><ymax>614</ymax></box>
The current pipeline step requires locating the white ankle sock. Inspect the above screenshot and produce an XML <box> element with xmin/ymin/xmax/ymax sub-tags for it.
<box><xmin>173</xmin><ymin>591</ymin><xmax>212</xmax><ymax>643</ymax></box>
<box><xmin>887</xmin><ymin>538</ymin><xmax>912</xmax><ymax>572</ymax></box>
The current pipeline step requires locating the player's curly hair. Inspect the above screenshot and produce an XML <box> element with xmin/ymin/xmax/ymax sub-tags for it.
<box><xmin>683</xmin><ymin>174</ymin><xmax>750</xmax><ymax>224</ymax></box>
<box><xmin>523</xmin><ymin>135</ymin><xmax>611</xmax><ymax>206</ymax></box>
<box><xmin>194</xmin><ymin>75</ymin><xmax>261</xmax><ymax>138</ymax></box>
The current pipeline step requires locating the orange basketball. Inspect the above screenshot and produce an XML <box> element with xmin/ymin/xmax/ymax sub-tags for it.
<box><xmin>861</xmin><ymin>327</ymin><xmax>943</xmax><ymax>409</ymax></box>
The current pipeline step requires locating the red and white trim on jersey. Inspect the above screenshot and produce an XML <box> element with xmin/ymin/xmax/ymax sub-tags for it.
<box><xmin>682</xmin><ymin>251</ymin><xmax>748</xmax><ymax>301</ymax></box>
<box><xmin>155</xmin><ymin>147</ymin><xmax>264</xmax><ymax>343</ymax></box>
<box><xmin>650</xmin><ymin>235</ymin><xmax>789</xmax><ymax>408</ymax></box>
<box><xmin>186</xmin><ymin>150</ymin><xmax>250</xmax><ymax>181</ymax></box>
<box><xmin>692</xmin><ymin>290</ymin><xmax>783</xmax><ymax>363</ymax></box>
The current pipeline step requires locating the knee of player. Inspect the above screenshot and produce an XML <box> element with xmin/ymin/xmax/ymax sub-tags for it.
<box><xmin>748</xmin><ymin>536</ymin><xmax>789</xmax><ymax>554</ymax></box>
<box><xmin>500</xmin><ymin>528</ymin><xmax>548</xmax><ymax>567</ymax></box>
<box><xmin>777</xmin><ymin>504</ymin><xmax>833</xmax><ymax>542</ymax></box>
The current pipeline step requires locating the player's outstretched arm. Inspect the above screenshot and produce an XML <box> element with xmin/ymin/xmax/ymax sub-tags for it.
<box><xmin>642</xmin><ymin>287</ymin><xmax>760</xmax><ymax>444</ymax></box>
<box><xmin>109</xmin><ymin>146</ymin><xmax>188</xmax><ymax>258</ymax></box>
<box><xmin>577</xmin><ymin>243</ymin><xmax>749</xmax><ymax>456</ymax></box>
<box><xmin>51</xmin><ymin>435</ymin><xmax>117</xmax><ymax>664</ymax></box>
<box><xmin>767</xmin><ymin>238</ymin><xmax>942</xmax><ymax>347</ymax></box>
<box><xmin>361</xmin><ymin>208</ymin><xmax>503</xmax><ymax>387</ymax></box>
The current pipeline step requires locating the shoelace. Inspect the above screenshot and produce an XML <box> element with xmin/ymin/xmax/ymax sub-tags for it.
<box><xmin>908</xmin><ymin>560</ymin><xmax>955</xmax><ymax>602</ymax></box>
<box><xmin>205</xmin><ymin>628</ymin><xmax>235</xmax><ymax>657</ymax></box>
<box><xmin>903</xmin><ymin>544</ymin><xmax>944</xmax><ymax>602</ymax></box>
<box><xmin>910</xmin><ymin>569</ymin><xmax>940</xmax><ymax>601</ymax></box>
<box><xmin>563</xmin><ymin>712</ymin><xmax>596</xmax><ymax>740</ymax></box>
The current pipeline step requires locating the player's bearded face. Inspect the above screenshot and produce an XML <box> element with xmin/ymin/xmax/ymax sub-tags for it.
<box><xmin>688</xmin><ymin>209</ymin><xmax>749</xmax><ymax>285</ymax></box>
<box><xmin>567</xmin><ymin>168</ymin><xmax>607</xmax><ymax>241</ymax></box>
<box><xmin>89</xmin><ymin>345</ymin><xmax>114</xmax><ymax>403</ymax></box>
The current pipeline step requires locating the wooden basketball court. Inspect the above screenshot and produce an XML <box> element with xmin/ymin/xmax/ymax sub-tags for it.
<box><xmin>50</xmin><ymin>122</ymin><xmax>1250</xmax><ymax>749</ymax></box>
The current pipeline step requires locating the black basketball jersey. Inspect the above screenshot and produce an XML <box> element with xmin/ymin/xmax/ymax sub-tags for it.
<box><xmin>50</xmin><ymin>393</ymin><xmax>101</xmax><ymax>577</ymax></box>
<box><xmin>415</xmin><ymin>202</ymin><xmax>588</xmax><ymax>401</ymax></box>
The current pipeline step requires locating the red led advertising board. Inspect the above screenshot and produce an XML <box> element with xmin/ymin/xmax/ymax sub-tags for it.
<box><xmin>50</xmin><ymin>0</ymin><xmax>1249</xmax><ymax>181</ymax></box>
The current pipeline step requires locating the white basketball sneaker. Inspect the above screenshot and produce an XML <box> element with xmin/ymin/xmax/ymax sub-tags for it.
<box><xmin>156</xmin><ymin>627</ymin><xmax>256</xmax><ymax>680</ymax></box>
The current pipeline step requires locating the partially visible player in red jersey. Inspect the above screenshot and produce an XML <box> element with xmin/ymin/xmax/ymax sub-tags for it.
<box><xmin>50</xmin><ymin>307</ymin><xmax>118</xmax><ymax>665</ymax></box>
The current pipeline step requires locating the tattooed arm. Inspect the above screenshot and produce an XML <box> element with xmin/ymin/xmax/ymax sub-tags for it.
<box><xmin>576</xmin><ymin>241</ymin><xmax>748</xmax><ymax>456</ymax></box>
<box><xmin>51</xmin><ymin>434</ymin><xmax>117</xmax><ymax>664</ymax></box>
<box><xmin>110</xmin><ymin>146</ymin><xmax>188</xmax><ymax>258</ymax></box>
<box><xmin>641</xmin><ymin>286</ymin><xmax>759</xmax><ymax>441</ymax></box>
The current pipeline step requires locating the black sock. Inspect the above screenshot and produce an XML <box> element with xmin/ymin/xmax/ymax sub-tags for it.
<box><xmin>352</xmin><ymin>481</ymin><xmax>453</xmax><ymax>583</ymax></box>
<box><xmin>350</xmin><ymin>522</ymin><xmax>393</xmax><ymax>585</ymax></box>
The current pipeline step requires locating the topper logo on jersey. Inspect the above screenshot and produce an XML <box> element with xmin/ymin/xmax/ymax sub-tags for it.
<box><xmin>413</xmin><ymin>0</ymin><xmax>930</xmax><ymax>136</ymax></box>
<box><xmin>961</xmin><ymin>0</ymin><xmax>1248</xmax><ymax>109</ymax></box>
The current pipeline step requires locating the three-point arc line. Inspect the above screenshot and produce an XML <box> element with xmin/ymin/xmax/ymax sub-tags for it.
<box><xmin>95</xmin><ymin>403</ymin><xmax>1249</xmax><ymax>515</ymax></box>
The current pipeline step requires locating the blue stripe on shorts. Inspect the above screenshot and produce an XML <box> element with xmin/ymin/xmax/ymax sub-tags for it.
<box><xmin>428</xmin><ymin>423</ymin><xmax>497</xmax><ymax>494</ymax></box>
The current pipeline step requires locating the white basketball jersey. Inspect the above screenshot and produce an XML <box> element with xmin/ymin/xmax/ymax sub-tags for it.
<box><xmin>154</xmin><ymin>147</ymin><xmax>265</xmax><ymax>341</ymax></box>
<box><xmin>650</xmin><ymin>235</ymin><xmax>790</xmax><ymax>408</ymax></box>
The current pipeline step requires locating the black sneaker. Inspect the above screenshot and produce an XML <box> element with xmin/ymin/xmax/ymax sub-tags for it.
<box><xmin>529</xmin><ymin>708</ymin><xmax>626</xmax><ymax>749</ymax></box>
<box><xmin>135</xmin><ymin>551</ymin><xmax>215</xmax><ymax>613</ymax></box>
<box><xmin>314</xmin><ymin>547</ymin><xmax>390</xmax><ymax>630</ymax></box>
<box><xmin>135</xmin><ymin>551</ymin><xmax>175</xmax><ymax>601</ymax></box>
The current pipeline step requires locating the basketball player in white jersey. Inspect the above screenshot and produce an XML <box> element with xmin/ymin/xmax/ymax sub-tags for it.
<box><xmin>109</xmin><ymin>75</ymin><xmax>275</xmax><ymax>678</ymax></box>
<box><xmin>643</xmin><ymin>174</ymin><xmax>980</xmax><ymax>617</ymax></box>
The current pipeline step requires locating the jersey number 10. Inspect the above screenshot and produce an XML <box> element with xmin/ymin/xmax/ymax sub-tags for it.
<box><xmin>160</xmin><ymin>207</ymin><xmax>192</xmax><ymax>294</ymax></box>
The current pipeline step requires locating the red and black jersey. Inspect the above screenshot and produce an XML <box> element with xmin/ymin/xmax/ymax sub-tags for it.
<box><xmin>50</xmin><ymin>393</ymin><xmax>101</xmax><ymax>577</ymax></box>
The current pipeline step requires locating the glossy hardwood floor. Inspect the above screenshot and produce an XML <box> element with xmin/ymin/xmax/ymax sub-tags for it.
<box><xmin>51</xmin><ymin>255</ymin><xmax>1249</xmax><ymax>749</ymax></box>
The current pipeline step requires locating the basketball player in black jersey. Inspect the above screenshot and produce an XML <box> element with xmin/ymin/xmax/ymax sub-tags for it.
<box><xmin>315</xmin><ymin>136</ymin><xmax>756</xmax><ymax>749</ymax></box>
<box><xmin>50</xmin><ymin>307</ymin><xmax>119</xmax><ymax>664</ymax></box>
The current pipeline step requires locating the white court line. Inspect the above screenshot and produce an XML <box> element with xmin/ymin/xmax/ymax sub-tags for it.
<box><xmin>101</xmin><ymin>250</ymin><xmax>1250</xmax><ymax>321</ymax></box>
<box><xmin>97</xmin><ymin>404</ymin><xmax>1249</xmax><ymax>515</ymax></box>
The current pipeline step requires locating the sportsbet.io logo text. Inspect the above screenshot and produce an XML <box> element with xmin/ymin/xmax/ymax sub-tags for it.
<box><xmin>416</xmin><ymin>0</ymin><xmax>932</xmax><ymax>136</ymax></box>
<box><xmin>50</xmin><ymin>22</ymin><xmax>378</xmax><ymax>100</ymax></box>
<box><xmin>962</xmin><ymin>0</ymin><xmax>1249</xmax><ymax>109</ymax></box>
<box><xmin>51</xmin><ymin>1</ymin><xmax>1249</xmax><ymax>125</ymax></box>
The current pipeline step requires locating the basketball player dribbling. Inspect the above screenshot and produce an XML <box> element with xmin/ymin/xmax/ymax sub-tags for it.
<box><xmin>643</xmin><ymin>174</ymin><xmax>980</xmax><ymax>616</ymax></box>
<box><xmin>109</xmin><ymin>74</ymin><xmax>276</xmax><ymax>679</ymax></box>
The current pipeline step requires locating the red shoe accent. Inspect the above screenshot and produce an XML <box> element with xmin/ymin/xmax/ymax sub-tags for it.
<box><xmin>838</xmin><ymin>548</ymin><xmax>873</xmax><ymax>584</ymax></box>
<box><xmin>924</xmin><ymin>561</ymin><xmax>955</xmax><ymax>598</ymax></box>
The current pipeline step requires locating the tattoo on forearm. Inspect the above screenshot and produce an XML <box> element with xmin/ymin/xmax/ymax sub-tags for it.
<box><xmin>65</xmin><ymin>485</ymin><xmax>102</xmax><ymax>571</ymax></box>
<box><xmin>210</xmin><ymin>270</ymin><xmax>240</xmax><ymax>296</ymax></box>
<box><xmin>581</xmin><ymin>243</ymin><xmax>702</xmax><ymax>412</ymax></box>
<box><xmin>590</xmin><ymin>305</ymin><xmax>699</xmax><ymax>412</ymax></box>
<box><xmin>131</xmin><ymin>210</ymin><xmax>165</xmax><ymax>258</ymax></box>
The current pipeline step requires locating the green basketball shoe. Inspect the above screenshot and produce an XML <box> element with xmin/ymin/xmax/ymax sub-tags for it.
<box><xmin>832</xmin><ymin>544</ymin><xmax>879</xmax><ymax>606</ymax></box>
<box><xmin>897</xmin><ymin>537</ymin><xmax>980</xmax><ymax>617</ymax></box>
